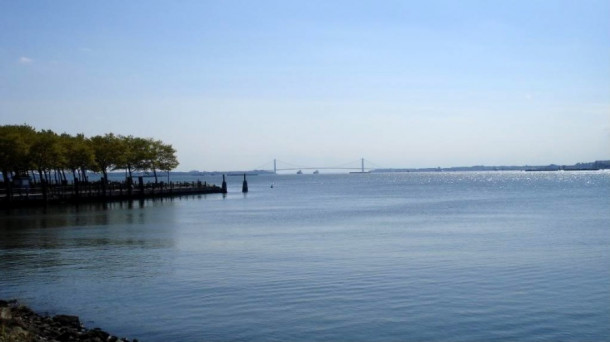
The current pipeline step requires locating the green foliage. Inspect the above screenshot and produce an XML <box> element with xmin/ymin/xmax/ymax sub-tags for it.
<box><xmin>0</xmin><ymin>124</ymin><xmax>37</xmax><ymax>175</ymax></box>
<box><xmin>157</xmin><ymin>143</ymin><xmax>179</xmax><ymax>172</ymax></box>
<box><xmin>0</xmin><ymin>125</ymin><xmax>180</xmax><ymax>184</ymax></box>
<box><xmin>117</xmin><ymin>136</ymin><xmax>151</xmax><ymax>176</ymax></box>
<box><xmin>60</xmin><ymin>133</ymin><xmax>96</xmax><ymax>180</ymax></box>
<box><xmin>29</xmin><ymin>129</ymin><xmax>65</xmax><ymax>173</ymax></box>
<box><xmin>90</xmin><ymin>133</ymin><xmax>124</xmax><ymax>179</ymax></box>
<box><xmin>141</xmin><ymin>139</ymin><xmax>179</xmax><ymax>173</ymax></box>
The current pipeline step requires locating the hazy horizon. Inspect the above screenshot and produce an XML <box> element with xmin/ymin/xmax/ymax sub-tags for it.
<box><xmin>2</xmin><ymin>1</ymin><xmax>609</xmax><ymax>171</ymax></box>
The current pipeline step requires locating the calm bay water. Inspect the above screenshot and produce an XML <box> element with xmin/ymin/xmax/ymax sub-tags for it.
<box><xmin>1</xmin><ymin>172</ymin><xmax>609</xmax><ymax>341</ymax></box>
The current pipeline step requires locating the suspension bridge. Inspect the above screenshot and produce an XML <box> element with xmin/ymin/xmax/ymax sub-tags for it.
<box><xmin>253</xmin><ymin>158</ymin><xmax>381</xmax><ymax>174</ymax></box>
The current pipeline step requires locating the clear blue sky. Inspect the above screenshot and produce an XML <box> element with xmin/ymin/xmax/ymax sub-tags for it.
<box><xmin>1</xmin><ymin>0</ymin><xmax>608</xmax><ymax>171</ymax></box>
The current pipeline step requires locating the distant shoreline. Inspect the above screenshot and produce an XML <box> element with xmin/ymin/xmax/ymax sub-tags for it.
<box><xmin>181</xmin><ymin>159</ymin><xmax>610</xmax><ymax>174</ymax></box>
<box><xmin>371</xmin><ymin>160</ymin><xmax>610</xmax><ymax>173</ymax></box>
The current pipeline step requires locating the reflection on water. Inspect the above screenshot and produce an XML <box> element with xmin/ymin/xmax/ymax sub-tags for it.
<box><xmin>1</xmin><ymin>172</ymin><xmax>609</xmax><ymax>342</ymax></box>
<box><xmin>0</xmin><ymin>198</ymin><xmax>178</xmax><ymax>286</ymax></box>
<box><xmin>0</xmin><ymin>197</ymin><xmax>184</xmax><ymax>232</ymax></box>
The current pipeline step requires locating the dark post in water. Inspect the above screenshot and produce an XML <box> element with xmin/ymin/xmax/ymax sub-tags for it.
<box><xmin>221</xmin><ymin>174</ymin><xmax>227</xmax><ymax>194</ymax></box>
<box><xmin>242</xmin><ymin>174</ymin><xmax>248</xmax><ymax>193</ymax></box>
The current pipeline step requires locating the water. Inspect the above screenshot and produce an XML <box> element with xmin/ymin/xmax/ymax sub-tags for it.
<box><xmin>1</xmin><ymin>172</ymin><xmax>609</xmax><ymax>341</ymax></box>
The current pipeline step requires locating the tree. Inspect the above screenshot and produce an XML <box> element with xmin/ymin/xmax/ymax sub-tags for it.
<box><xmin>0</xmin><ymin>125</ymin><xmax>36</xmax><ymax>198</ymax></box>
<box><xmin>29</xmin><ymin>130</ymin><xmax>65</xmax><ymax>184</ymax></box>
<box><xmin>89</xmin><ymin>133</ymin><xmax>124</xmax><ymax>183</ymax></box>
<box><xmin>0</xmin><ymin>125</ymin><xmax>181</xmax><ymax>191</ymax></box>
<box><xmin>156</xmin><ymin>142</ymin><xmax>179</xmax><ymax>183</ymax></box>
<box><xmin>136</xmin><ymin>139</ymin><xmax>179</xmax><ymax>183</ymax></box>
<box><xmin>61</xmin><ymin>133</ymin><xmax>96</xmax><ymax>182</ymax></box>
<box><xmin>0</xmin><ymin>125</ymin><xmax>36</xmax><ymax>177</ymax></box>
<box><xmin>117</xmin><ymin>136</ymin><xmax>150</xmax><ymax>179</ymax></box>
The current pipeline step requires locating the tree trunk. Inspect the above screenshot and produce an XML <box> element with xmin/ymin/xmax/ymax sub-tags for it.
<box><xmin>29</xmin><ymin>170</ymin><xmax>36</xmax><ymax>185</ymax></box>
<box><xmin>39</xmin><ymin>168</ymin><xmax>48</xmax><ymax>201</ymax></box>
<box><xmin>2</xmin><ymin>169</ymin><xmax>12</xmax><ymax>202</ymax></box>
<box><xmin>101</xmin><ymin>169</ymin><xmax>108</xmax><ymax>197</ymax></box>
<box><xmin>81</xmin><ymin>166</ymin><xmax>88</xmax><ymax>183</ymax></box>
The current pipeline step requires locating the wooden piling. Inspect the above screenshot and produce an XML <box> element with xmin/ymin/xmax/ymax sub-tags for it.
<box><xmin>221</xmin><ymin>174</ymin><xmax>227</xmax><ymax>193</ymax></box>
<box><xmin>242</xmin><ymin>174</ymin><xmax>248</xmax><ymax>193</ymax></box>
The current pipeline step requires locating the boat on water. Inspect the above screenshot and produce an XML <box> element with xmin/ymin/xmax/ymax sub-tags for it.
<box><xmin>313</xmin><ymin>170</ymin><xmax>319</xmax><ymax>174</ymax></box>
<box><xmin>297</xmin><ymin>170</ymin><xmax>303</xmax><ymax>175</ymax></box>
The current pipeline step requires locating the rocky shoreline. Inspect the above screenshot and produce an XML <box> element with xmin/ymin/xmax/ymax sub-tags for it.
<box><xmin>0</xmin><ymin>300</ymin><xmax>137</xmax><ymax>342</ymax></box>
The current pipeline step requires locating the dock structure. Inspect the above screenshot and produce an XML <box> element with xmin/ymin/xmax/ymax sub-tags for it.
<box><xmin>242</xmin><ymin>174</ymin><xmax>248</xmax><ymax>193</ymax></box>
<box><xmin>221</xmin><ymin>175</ymin><xmax>228</xmax><ymax>194</ymax></box>
<box><xmin>0</xmin><ymin>180</ymin><xmax>225</xmax><ymax>209</ymax></box>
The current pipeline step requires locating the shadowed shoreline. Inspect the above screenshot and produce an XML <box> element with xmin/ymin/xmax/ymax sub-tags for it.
<box><xmin>1</xmin><ymin>182</ymin><xmax>225</xmax><ymax>209</ymax></box>
<box><xmin>0</xmin><ymin>300</ymin><xmax>137</xmax><ymax>342</ymax></box>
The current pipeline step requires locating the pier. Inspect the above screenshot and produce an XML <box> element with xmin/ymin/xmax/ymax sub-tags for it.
<box><xmin>0</xmin><ymin>178</ymin><xmax>225</xmax><ymax>209</ymax></box>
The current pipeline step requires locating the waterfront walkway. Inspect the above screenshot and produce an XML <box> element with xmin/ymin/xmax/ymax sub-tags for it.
<box><xmin>0</xmin><ymin>181</ymin><xmax>224</xmax><ymax>208</ymax></box>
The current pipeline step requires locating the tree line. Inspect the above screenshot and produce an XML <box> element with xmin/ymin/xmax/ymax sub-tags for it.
<box><xmin>0</xmin><ymin>124</ymin><xmax>179</xmax><ymax>188</ymax></box>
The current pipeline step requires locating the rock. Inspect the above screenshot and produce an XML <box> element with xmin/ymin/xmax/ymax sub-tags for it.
<box><xmin>53</xmin><ymin>314</ymin><xmax>82</xmax><ymax>329</ymax></box>
<box><xmin>0</xmin><ymin>299</ymin><xmax>17</xmax><ymax>307</ymax></box>
<box><xmin>4</xmin><ymin>325</ymin><xmax>31</xmax><ymax>341</ymax></box>
<box><xmin>14</xmin><ymin>304</ymin><xmax>35</xmax><ymax>317</ymax></box>
<box><xmin>0</xmin><ymin>307</ymin><xmax>12</xmax><ymax>320</ymax></box>
<box><xmin>57</xmin><ymin>330</ymin><xmax>79</xmax><ymax>341</ymax></box>
<box><xmin>1</xmin><ymin>300</ymin><xmax>136</xmax><ymax>342</ymax></box>
<box><xmin>82</xmin><ymin>327</ymin><xmax>110</xmax><ymax>341</ymax></box>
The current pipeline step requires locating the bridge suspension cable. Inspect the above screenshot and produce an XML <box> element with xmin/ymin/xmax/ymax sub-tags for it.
<box><xmin>253</xmin><ymin>160</ymin><xmax>274</xmax><ymax>171</ymax></box>
<box><xmin>256</xmin><ymin>158</ymin><xmax>380</xmax><ymax>173</ymax></box>
<box><xmin>362</xmin><ymin>158</ymin><xmax>383</xmax><ymax>169</ymax></box>
<box><xmin>275</xmin><ymin>159</ymin><xmax>308</xmax><ymax>169</ymax></box>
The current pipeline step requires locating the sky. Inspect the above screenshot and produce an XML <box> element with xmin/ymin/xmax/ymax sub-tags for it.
<box><xmin>1</xmin><ymin>0</ymin><xmax>609</xmax><ymax>171</ymax></box>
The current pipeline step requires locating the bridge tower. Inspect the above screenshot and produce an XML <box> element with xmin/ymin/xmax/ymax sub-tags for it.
<box><xmin>274</xmin><ymin>159</ymin><xmax>277</xmax><ymax>174</ymax></box>
<box><xmin>361</xmin><ymin>158</ymin><xmax>365</xmax><ymax>173</ymax></box>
